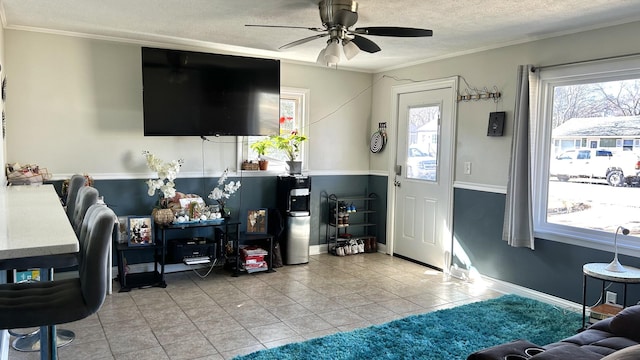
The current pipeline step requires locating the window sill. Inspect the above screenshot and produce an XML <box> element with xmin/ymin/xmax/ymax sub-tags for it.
<box><xmin>535</xmin><ymin>228</ymin><xmax>640</xmax><ymax>258</ymax></box>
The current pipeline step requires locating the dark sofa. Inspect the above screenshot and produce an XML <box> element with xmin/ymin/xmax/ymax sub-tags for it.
<box><xmin>468</xmin><ymin>305</ymin><xmax>640</xmax><ymax>360</ymax></box>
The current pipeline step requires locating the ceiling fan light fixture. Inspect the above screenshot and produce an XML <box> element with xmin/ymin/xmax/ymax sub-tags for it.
<box><xmin>247</xmin><ymin>0</ymin><xmax>433</xmax><ymax>68</ymax></box>
<box><xmin>316</xmin><ymin>48</ymin><xmax>327</xmax><ymax>64</ymax></box>
<box><xmin>324</xmin><ymin>39</ymin><xmax>341</xmax><ymax>65</ymax></box>
<box><xmin>342</xmin><ymin>39</ymin><xmax>360</xmax><ymax>60</ymax></box>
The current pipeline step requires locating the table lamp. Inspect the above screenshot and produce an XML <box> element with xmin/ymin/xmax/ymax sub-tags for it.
<box><xmin>605</xmin><ymin>226</ymin><xmax>630</xmax><ymax>272</ymax></box>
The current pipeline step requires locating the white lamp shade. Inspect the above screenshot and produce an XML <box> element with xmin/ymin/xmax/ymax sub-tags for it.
<box><xmin>343</xmin><ymin>40</ymin><xmax>360</xmax><ymax>60</ymax></box>
<box><xmin>316</xmin><ymin>48</ymin><xmax>327</xmax><ymax>64</ymax></box>
<box><xmin>324</xmin><ymin>40</ymin><xmax>341</xmax><ymax>65</ymax></box>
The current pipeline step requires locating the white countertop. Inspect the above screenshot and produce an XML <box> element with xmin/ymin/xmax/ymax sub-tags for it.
<box><xmin>0</xmin><ymin>184</ymin><xmax>78</xmax><ymax>260</ymax></box>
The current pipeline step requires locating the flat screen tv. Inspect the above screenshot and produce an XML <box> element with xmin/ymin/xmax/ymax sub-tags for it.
<box><xmin>142</xmin><ymin>47</ymin><xmax>280</xmax><ymax>136</ymax></box>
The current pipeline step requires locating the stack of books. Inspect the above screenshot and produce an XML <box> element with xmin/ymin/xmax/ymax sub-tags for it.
<box><xmin>240</xmin><ymin>246</ymin><xmax>269</xmax><ymax>273</ymax></box>
<box><xmin>589</xmin><ymin>303</ymin><xmax>623</xmax><ymax>324</ymax></box>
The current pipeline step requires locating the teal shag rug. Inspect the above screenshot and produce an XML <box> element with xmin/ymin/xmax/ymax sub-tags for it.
<box><xmin>234</xmin><ymin>294</ymin><xmax>582</xmax><ymax>360</ymax></box>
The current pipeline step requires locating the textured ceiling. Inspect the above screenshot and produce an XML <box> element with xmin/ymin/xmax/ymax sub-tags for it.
<box><xmin>2</xmin><ymin>0</ymin><xmax>640</xmax><ymax>72</ymax></box>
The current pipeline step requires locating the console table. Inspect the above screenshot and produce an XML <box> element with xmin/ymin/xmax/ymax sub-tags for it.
<box><xmin>581</xmin><ymin>262</ymin><xmax>640</xmax><ymax>330</ymax></box>
<box><xmin>116</xmin><ymin>220</ymin><xmax>240</xmax><ymax>291</ymax></box>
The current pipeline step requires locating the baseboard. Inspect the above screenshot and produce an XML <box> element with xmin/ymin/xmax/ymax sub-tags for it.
<box><xmin>113</xmin><ymin>242</ymin><xmax>385</xmax><ymax>276</ymax></box>
<box><xmin>310</xmin><ymin>244</ymin><xmax>326</xmax><ymax>256</ymax></box>
<box><xmin>478</xmin><ymin>274</ymin><xmax>582</xmax><ymax>312</ymax></box>
<box><xmin>114</xmin><ymin>242</ymin><xmax>382</xmax><ymax>276</ymax></box>
<box><xmin>310</xmin><ymin>242</ymin><xmax>388</xmax><ymax>256</ymax></box>
<box><xmin>446</xmin><ymin>265</ymin><xmax>581</xmax><ymax>311</ymax></box>
<box><xmin>112</xmin><ymin>261</ymin><xmax>215</xmax><ymax>277</ymax></box>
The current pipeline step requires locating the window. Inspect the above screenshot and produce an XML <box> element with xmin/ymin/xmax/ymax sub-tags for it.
<box><xmin>246</xmin><ymin>87</ymin><xmax>308</xmax><ymax>170</ymax></box>
<box><xmin>533</xmin><ymin>57</ymin><xmax>640</xmax><ymax>254</ymax></box>
<box><xmin>406</xmin><ymin>105</ymin><xmax>439</xmax><ymax>181</ymax></box>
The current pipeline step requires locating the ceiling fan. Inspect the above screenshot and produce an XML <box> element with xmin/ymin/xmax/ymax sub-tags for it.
<box><xmin>246</xmin><ymin>0</ymin><xmax>433</xmax><ymax>66</ymax></box>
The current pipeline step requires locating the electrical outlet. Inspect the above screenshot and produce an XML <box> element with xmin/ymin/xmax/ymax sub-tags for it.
<box><xmin>606</xmin><ymin>291</ymin><xmax>617</xmax><ymax>304</ymax></box>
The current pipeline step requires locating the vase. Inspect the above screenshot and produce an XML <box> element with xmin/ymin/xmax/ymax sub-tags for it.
<box><xmin>216</xmin><ymin>202</ymin><xmax>231</xmax><ymax>219</ymax></box>
<box><xmin>152</xmin><ymin>208</ymin><xmax>174</xmax><ymax>225</ymax></box>
<box><xmin>286</xmin><ymin>160</ymin><xmax>302</xmax><ymax>175</ymax></box>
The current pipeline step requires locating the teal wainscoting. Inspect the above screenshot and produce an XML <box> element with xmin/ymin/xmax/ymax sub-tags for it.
<box><xmin>453</xmin><ymin>187</ymin><xmax>640</xmax><ymax>305</ymax></box>
<box><xmin>52</xmin><ymin>174</ymin><xmax>388</xmax><ymax>265</ymax></box>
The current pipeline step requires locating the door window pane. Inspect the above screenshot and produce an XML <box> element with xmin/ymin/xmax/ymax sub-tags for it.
<box><xmin>406</xmin><ymin>105</ymin><xmax>439</xmax><ymax>181</ymax></box>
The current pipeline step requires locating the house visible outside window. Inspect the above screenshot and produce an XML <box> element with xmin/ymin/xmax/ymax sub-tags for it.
<box><xmin>533</xmin><ymin>57</ymin><xmax>640</xmax><ymax>253</ymax></box>
<box><xmin>246</xmin><ymin>87</ymin><xmax>308</xmax><ymax>170</ymax></box>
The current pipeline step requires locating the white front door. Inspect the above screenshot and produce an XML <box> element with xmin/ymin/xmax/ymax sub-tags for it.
<box><xmin>391</xmin><ymin>79</ymin><xmax>456</xmax><ymax>269</ymax></box>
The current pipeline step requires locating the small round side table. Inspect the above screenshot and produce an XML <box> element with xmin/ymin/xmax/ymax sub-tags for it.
<box><xmin>581</xmin><ymin>263</ymin><xmax>640</xmax><ymax>330</ymax></box>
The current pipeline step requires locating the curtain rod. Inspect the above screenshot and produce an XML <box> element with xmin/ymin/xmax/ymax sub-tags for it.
<box><xmin>530</xmin><ymin>52</ymin><xmax>640</xmax><ymax>72</ymax></box>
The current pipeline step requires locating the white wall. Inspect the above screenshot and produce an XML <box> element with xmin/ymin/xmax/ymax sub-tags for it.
<box><xmin>10</xmin><ymin>21</ymin><xmax>639</xmax><ymax>184</ymax></box>
<box><xmin>4</xmin><ymin>30</ymin><xmax>373</xmax><ymax>179</ymax></box>
<box><xmin>371</xmin><ymin>21</ymin><xmax>640</xmax><ymax>188</ymax></box>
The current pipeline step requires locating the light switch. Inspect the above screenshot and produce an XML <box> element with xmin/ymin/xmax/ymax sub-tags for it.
<box><xmin>464</xmin><ymin>162</ymin><xmax>472</xmax><ymax>175</ymax></box>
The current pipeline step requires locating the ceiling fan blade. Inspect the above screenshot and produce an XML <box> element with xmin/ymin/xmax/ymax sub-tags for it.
<box><xmin>245</xmin><ymin>24</ymin><xmax>325</xmax><ymax>32</ymax></box>
<box><xmin>350</xmin><ymin>35</ymin><xmax>381</xmax><ymax>53</ymax></box>
<box><xmin>353</xmin><ymin>26</ymin><xmax>433</xmax><ymax>37</ymax></box>
<box><xmin>333</xmin><ymin>9</ymin><xmax>358</xmax><ymax>27</ymax></box>
<box><xmin>279</xmin><ymin>33</ymin><xmax>329</xmax><ymax>50</ymax></box>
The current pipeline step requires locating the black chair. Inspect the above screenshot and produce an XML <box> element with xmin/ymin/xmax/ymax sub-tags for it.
<box><xmin>0</xmin><ymin>205</ymin><xmax>116</xmax><ymax>360</ymax></box>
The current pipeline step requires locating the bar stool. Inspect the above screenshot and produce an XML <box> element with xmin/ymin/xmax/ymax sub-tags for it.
<box><xmin>3</xmin><ymin>186</ymin><xmax>99</xmax><ymax>352</ymax></box>
<box><xmin>72</xmin><ymin>186</ymin><xmax>100</xmax><ymax>235</ymax></box>
<box><xmin>64</xmin><ymin>174</ymin><xmax>87</xmax><ymax>221</ymax></box>
<box><xmin>0</xmin><ymin>206</ymin><xmax>116</xmax><ymax>360</ymax></box>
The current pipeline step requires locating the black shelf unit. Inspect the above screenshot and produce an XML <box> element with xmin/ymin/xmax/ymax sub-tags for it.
<box><xmin>160</xmin><ymin>220</ymin><xmax>239</xmax><ymax>267</ymax></box>
<box><xmin>115</xmin><ymin>220</ymin><xmax>240</xmax><ymax>292</ymax></box>
<box><xmin>115</xmin><ymin>241</ymin><xmax>166</xmax><ymax>292</ymax></box>
<box><xmin>227</xmin><ymin>233</ymin><xmax>276</xmax><ymax>277</ymax></box>
<box><xmin>325</xmin><ymin>192</ymin><xmax>377</xmax><ymax>254</ymax></box>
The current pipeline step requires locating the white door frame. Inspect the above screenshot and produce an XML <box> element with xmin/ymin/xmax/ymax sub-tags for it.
<box><xmin>385</xmin><ymin>77</ymin><xmax>458</xmax><ymax>268</ymax></box>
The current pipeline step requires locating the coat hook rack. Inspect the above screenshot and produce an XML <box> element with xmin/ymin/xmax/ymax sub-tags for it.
<box><xmin>457</xmin><ymin>78</ymin><xmax>502</xmax><ymax>102</ymax></box>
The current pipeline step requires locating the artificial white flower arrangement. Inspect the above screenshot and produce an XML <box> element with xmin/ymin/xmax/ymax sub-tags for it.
<box><xmin>207</xmin><ymin>168</ymin><xmax>241</xmax><ymax>207</ymax></box>
<box><xmin>143</xmin><ymin>151</ymin><xmax>184</xmax><ymax>200</ymax></box>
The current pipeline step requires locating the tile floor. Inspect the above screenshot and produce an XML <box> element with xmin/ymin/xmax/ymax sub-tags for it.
<box><xmin>8</xmin><ymin>252</ymin><xmax>503</xmax><ymax>360</ymax></box>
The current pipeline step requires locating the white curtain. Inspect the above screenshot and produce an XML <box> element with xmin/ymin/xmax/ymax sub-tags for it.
<box><xmin>502</xmin><ymin>65</ymin><xmax>539</xmax><ymax>249</ymax></box>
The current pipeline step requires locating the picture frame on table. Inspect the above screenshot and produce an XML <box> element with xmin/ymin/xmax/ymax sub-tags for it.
<box><xmin>246</xmin><ymin>208</ymin><xmax>268</xmax><ymax>234</ymax></box>
<box><xmin>127</xmin><ymin>216</ymin><xmax>154</xmax><ymax>246</ymax></box>
<box><xmin>117</xmin><ymin>216</ymin><xmax>129</xmax><ymax>244</ymax></box>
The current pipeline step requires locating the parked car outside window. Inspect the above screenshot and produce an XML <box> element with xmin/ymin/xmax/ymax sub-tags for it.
<box><xmin>550</xmin><ymin>148</ymin><xmax>640</xmax><ymax>186</ymax></box>
<box><xmin>407</xmin><ymin>145</ymin><xmax>437</xmax><ymax>180</ymax></box>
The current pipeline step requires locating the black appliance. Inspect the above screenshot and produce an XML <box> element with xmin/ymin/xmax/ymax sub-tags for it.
<box><xmin>277</xmin><ymin>175</ymin><xmax>311</xmax><ymax>265</ymax></box>
<box><xmin>168</xmin><ymin>238</ymin><xmax>216</xmax><ymax>263</ymax></box>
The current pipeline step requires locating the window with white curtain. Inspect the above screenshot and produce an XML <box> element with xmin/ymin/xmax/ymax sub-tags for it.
<box><xmin>533</xmin><ymin>57</ymin><xmax>640</xmax><ymax>254</ymax></box>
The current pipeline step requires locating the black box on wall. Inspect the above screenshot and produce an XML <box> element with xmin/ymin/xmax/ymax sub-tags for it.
<box><xmin>487</xmin><ymin>111</ymin><xmax>506</xmax><ymax>136</ymax></box>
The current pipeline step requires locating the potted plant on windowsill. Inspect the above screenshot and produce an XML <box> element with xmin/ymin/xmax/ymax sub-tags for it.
<box><xmin>271</xmin><ymin>131</ymin><xmax>308</xmax><ymax>174</ymax></box>
<box><xmin>250</xmin><ymin>138</ymin><xmax>274</xmax><ymax>171</ymax></box>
